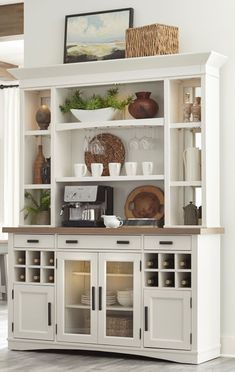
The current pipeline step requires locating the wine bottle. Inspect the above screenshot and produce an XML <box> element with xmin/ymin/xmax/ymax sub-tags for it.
<box><xmin>147</xmin><ymin>276</ymin><xmax>158</xmax><ymax>286</ymax></box>
<box><xmin>19</xmin><ymin>274</ymin><xmax>25</xmax><ymax>281</ymax></box>
<box><xmin>33</xmin><ymin>275</ymin><xmax>40</xmax><ymax>282</ymax></box>
<box><xmin>49</xmin><ymin>257</ymin><xmax>54</xmax><ymax>265</ymax></box>
<box><xmin>33</xmin><ymin>258</ymin><xmax>40</xmax><ymax>265</ymax></box>
<box><xmin>165</xmin><ymin>278</ymin><xmax>173</xmax><ymax>287</ymax></box>
<box><xmin>48</xmin><ymin>275</ymin><xmax>54</xmax><ymax>282</ymax></box>
<box><xmin>18</xmin><ymin>257</ymin><xmax>25</xmax><ymax>264</ymax></box>
<box><xmin>162</xmin><ymin>259</ymin><xmax>174</xmax><ymax>269</ymax></box>
<box><xmin>181</xmin><ymin>278</ymin><xmax>191</xmax><ymax>287</ymax></box>
<box><xmin>146</xmin><ymin>259</ymin><xmax>157</xmax><ymax>268</ymax></box>
<box><xmin>179</xmin><ymin>257</ymin><xmax>191</xmax><ymax>269</ymax></box>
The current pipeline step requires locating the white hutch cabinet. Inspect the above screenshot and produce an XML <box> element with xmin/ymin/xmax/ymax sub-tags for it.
<box><xmin>4</xmin><ymin>51</ymin><xmax>226</xmax><ymax>364</ymax></box>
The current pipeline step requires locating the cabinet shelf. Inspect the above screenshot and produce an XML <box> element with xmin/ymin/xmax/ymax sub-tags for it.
<box><xmin>66</xmin><ymin>304</ymin><xmax>90</xmax><ymax>309</ymax></box>
<box><xmin>170</xmin><ymin>122</ymin><xmax>201</xmax><ymax>129</ymax></box>
<box><xmin>170</xmin><ymin>181</ymin><xmax>202</xmax><ymax>187</ymax></box>
<box><xmin>107</xmin><ymin>273</ymin><xmax>133</xmax><ymax>277</ymax></box>
<box><xmin>72</xmin><ymin>271</ymin><xmax>90</xmax><ymax>276</ymax></box>
<box><xmin>56</xmin><ymin>117</ymin><xmax>164</xmax><ymax>131</ymax></box>
<box><xmin>24</xmin><ymin>184</ymin><xmax>51</xmax><ymax>189</ymax></box>
<box><xmin>25</xmin><ymin>130</ymin><xmax>51</xmax><ymax>136</ymax></box>
<box><xmin>106</xmin><ymin>305</ymin><xmax>133</xmax><ymax>311</ymax></box>
<box><xmin>56</xmin><ymin>175</ymin><xmax>164</xmax><ymax>183</ymax></box>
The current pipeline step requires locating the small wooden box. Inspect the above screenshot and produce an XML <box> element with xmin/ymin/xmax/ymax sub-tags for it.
<box><xmin>125</xmin><ymin>23</ymin><xmax>179</xmax><ymax>58</ymax></box>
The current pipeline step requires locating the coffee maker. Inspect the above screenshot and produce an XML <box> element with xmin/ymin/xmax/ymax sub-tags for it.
<box><xmin>60</xmin><ymin>185</ymin><xmax>113</xmax><ymax>227</ymax></box>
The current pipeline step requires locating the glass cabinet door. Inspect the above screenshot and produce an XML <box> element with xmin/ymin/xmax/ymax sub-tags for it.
<box><xmin>98</xmin><ymin>253</ymin><xmax>141</xmax><ymax>347</ymax></box>
<box><xmin>57</xmin><ymin>252</ymin><xmax>97</xmax><ymax>343</ymax></box>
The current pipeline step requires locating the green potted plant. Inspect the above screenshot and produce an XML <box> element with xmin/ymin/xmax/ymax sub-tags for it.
<box><xmin>59</xmin><ymin>87</ymin><xmax>133</xmax><ymax>122</ymax></box>
<box><xmin>23</xmin><ymin>190</ymin><xmax>50</xmax><ymax>225</ymax></box>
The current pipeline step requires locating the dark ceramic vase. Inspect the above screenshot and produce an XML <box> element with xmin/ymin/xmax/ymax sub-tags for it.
<box><xmin>36</xmin><ymin>105</ymin><xmax>51</xmax><ymax>130</ymax></box>
<box><xmin>128</xmin><ymin>92</ymin><xmax>159</xmax><ymax>119</ymax></box>
<box><xmin>41</xmin><ymin>158</ymin><xmax>51</xmax><ymax>184</ymax></box>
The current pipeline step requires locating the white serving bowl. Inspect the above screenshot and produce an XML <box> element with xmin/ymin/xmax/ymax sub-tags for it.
<box><xmin>117</xmin><ymin>296</ymin><xmax>133</xmax><ymax>307</ymax></box>
<box><xmin>71</xmin><ymin>107</ymin><xmax>116</xmax><ymax>122</ymax></box>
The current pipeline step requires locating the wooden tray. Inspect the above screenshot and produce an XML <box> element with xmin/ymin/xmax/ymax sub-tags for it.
<box><xmin>125</xmin><ymin>185</ymin><xmax>164</xmax><ymax>220</ymax></box>
<box><xmin>84</xmin><ymin>133</ymin><xmax>125</xmax><ymax>176</ymax></box>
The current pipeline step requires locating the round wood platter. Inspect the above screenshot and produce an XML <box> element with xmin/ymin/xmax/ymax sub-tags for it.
<box><xmin>84</xmin><ymin>133</ymin><xmax>125</xmax><ymax>176</ymax></box>
<box><xmin>125</xmin><ymin>185</ymin><xmax>164</xmax><ymax>220</ymax></box>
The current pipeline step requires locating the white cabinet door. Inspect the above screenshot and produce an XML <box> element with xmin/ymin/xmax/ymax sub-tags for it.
<box><xmin>14</xmin><ymin>284</ymin><xmax>54</xmax><ymax>340</ymax></box>
<box><xmin>57</xmin><ymin>251</ymin><xmax>98</xmax><ymax>344</ymax></box>
<box><xmin>144</xmin><ymin>289</ymin><xmax>191</xmax><ymax>350</ymax></box>
<box><xmin>98</xmin><ymin>252</ymin><xmax>141</xmax><ymax>347</ymax></box>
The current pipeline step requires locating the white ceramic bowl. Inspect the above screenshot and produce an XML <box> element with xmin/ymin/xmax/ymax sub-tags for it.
<box><xmin>117</xmin><ymin>296</ymin><xmax>133</xmax><ymax>307</ymax></box>
<box><xmin>70</xmin><ymin>107</ymin><xmax>116</xmax><ymax>122</ymax></box>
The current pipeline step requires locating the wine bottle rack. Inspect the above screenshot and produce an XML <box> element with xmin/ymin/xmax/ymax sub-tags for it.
<box><xmin>144</xmin><ymin>252</ymin><xmax>192</xmax><ymax>289</ymax></box>
<box><xmin>14</xmin><ymin>249</ymin><xmax>55</xmax><ymax>284</ymax></box>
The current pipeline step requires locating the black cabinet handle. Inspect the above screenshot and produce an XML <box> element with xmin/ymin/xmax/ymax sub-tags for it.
<box><xmin>116</xmin><ymin>240</ymin><xmax>130</xmax><ymax>244</ymax></box>
<box><xmin>92</xmin><ymin>286</ymin><xmax>95</xmax><ymax>311</ymax></box>
<box><xmin>159</xmin><ymin>241</ymin><xmax>173</xmax><ymax>245</ymax></box>
<box><xmin>99</xmin><ymin>287</ymin><xmax>102</xmax><ymax>311</ymax></box>
<box><xmin>145</xmin><ymin>306</ymin><xmax>148</xmax><ymax>331</ymax></box>
<box><xmin>65</xmin><ymin>240</ymin><xmax>78</xmax><ymax>244</ymax></box>
<box><xmin>27</xmin><ymin>239</ymin><xmax>39</xmax><ymax>243</ymax></box>
<box><xmin>48</xmin><ymin>302</ymin><xmax>52</xmax><ymax>326</ymax></box>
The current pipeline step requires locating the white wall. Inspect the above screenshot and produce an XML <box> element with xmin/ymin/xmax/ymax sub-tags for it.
<box><xmin>24</xmin><ymin>0</ymin><xmax>235</xmax><ymax>355</ymax></box>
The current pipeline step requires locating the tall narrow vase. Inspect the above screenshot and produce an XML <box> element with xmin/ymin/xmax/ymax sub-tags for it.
<box><xmin>33</xmin><ymin>145</ymin><xmax>45</xmax><ymax>184</ymax></box>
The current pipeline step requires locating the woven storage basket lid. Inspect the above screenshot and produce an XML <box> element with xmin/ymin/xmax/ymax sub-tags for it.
<box><xmin>125</xmin><ymin>23</ymin><xmax>179</xmax><ymax>58</ymax></box>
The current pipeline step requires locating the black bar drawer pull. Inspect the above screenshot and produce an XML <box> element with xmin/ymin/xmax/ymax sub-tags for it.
<box><xmin>92</xmin><ymin>286</ymin><xmax>95</xmax><ymax>311</ymax></box>
<box><xmin>65</xmin><ymin>240</ymin><xmax>78</xmax><ymax>244</ymax></box>
<box><xmin>159</xmin><ymin>241</ymin><xmax>173</xmax><ymax>245</ymax></box>
<box><xmin>48</xmin><ymin>302</ymin><xmax>52</xmax><ymax>326</ymax></box>
<box><xmin>145</xmin><ymin>306</ymin><xmax>148</xmax><ymax>331</ymax></box>
<box><xmin>99</xmin><ymin>287</ymin><xmax>102</xmax><ymax>311</ymax></box>
<box><xmin>27</xmin><ymin>239</ymin><xmax>39</xmax><ymax>243</ymax></box>
<box><xmin>116</xmin><ymin>240</ymin><xmax>130</xmax><ymax>244</ymax></box>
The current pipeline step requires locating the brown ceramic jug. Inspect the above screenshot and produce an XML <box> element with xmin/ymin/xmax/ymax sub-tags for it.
<box><xmin>128</xmin><ymin>92</ymin><xmax>159</xmax><ymax>119</ymax></box>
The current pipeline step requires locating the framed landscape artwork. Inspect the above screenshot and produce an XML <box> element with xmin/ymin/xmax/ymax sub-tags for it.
<box><xmin>63</xmin><ymin>8</ymin><xmax>134</xmax><ymax>63</ymax></box>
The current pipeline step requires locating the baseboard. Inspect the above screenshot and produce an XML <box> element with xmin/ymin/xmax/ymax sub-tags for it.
<box><xmin>221</xmin><ymin>336</ymin><xmax>235</xmax><ymax>356</ymax></box>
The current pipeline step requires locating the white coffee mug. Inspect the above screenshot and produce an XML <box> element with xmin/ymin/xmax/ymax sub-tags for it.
<box><xmin>74</xmin><ymin>163</ymin><xmax>87</xmax><ymax>177</ymax></box>
<box><xmin>125</xmin><ymin>162</ymin><xmax>137</xmax><ymax>176</ymax></box>
<box><xmin>109</xmin><ymin>162</ymin><xmax>121</xmax><ymax>177</ymax></box>
<box><xmin>101</xmin><ymin>215</ymin><xmax>123</xmax><ymax>228</ymax></box>
<box><xmin>91</xmin><ymin>163</ymin><xmax>103</xmax><ymax>177</ymax></box>
<box><xmin>183</xmin><ymin>147</ymin><xmax>201</xmax><ymax>181</ymax></box>
<box><xmin>142</xmin><ymin>161</ymin><xmax>153</xmax><ymax>175</ymax></box>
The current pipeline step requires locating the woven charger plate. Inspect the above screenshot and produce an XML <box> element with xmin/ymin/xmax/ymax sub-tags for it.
<box><xmin>84</xmin><ymin>133</ymin><xmax>125</xmax><ymax>176</ymax></box>
<box><xmin>125</xmin><ymin>185</ymin><xmax>164</xmax><ymax>220</ymax></box>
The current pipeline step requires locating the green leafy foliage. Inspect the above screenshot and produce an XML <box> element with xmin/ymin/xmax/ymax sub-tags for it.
<box><xmin>23</xmin><ymin>190</ymin><xmax>50</xmax><ymax>220</ymax></box>
<box><xmin>59</xmin><ymin>87</ymin><xmax>133</xmax><ymax>113</ymax></box>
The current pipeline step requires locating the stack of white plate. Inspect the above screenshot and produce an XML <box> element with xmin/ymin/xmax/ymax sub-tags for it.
<box><xmin>117</xmin><ymin>290</ymin><xmax>133</xmax><ymax>307</ymax></box>
<box><xmin>106</xmin><ymin>291</ymin><xmax>116</xmax><ymax>306</ymax></box>
<box><xmin>81</xmin><ymin>290</ymin><xmax>116</xmax><ymax>306</ymax></box>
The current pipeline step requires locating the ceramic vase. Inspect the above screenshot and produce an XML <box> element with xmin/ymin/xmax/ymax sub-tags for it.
<box><xmin>191</xmin><ymin>97</ymin><xmax>201</xmax><ymax>122</ymax></box>
<box><xmin>128</xmin><ymin>92</ymin><xmax>159</xmax><ymax>119</ymax></box>
<box><xmin>36</xmin><ymin>105</ymin><xmax>51</xmax><ymax>130</ymax></box>
<box><xmin>33</xmin><ymin>145</ymin><xmax>45</xmax><ymax>184</ymax></box>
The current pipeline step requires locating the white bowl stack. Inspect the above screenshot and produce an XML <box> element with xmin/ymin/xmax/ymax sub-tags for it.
<box><xmin>117</xmin><ymin>290</ymin><xmax>133</xmax><ymax>307</ymax></box>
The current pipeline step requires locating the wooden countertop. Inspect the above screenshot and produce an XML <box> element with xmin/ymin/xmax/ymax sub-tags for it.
<box><xmin>3</xmin><ymin>226</ymin><xmax>224</xmax><ymax>235</ymax></box>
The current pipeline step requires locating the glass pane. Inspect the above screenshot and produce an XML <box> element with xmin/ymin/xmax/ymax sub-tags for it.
<box><xmin>64</xmin><ymin>260</ymin><xmax>91</xmax><ymax>335</ymax></box>
<box><xmin>106</xmin><ymin>261</ymin><xmax>134</xmax><ymax>338</ymax></box>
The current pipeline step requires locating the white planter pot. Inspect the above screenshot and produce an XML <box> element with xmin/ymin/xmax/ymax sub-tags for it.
<box><xmin>71</xmin><ymin>107</ymin><xmax>116</xmax><ymax>122</ymax></box>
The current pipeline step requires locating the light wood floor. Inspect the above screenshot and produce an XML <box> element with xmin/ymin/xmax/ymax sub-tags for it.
<box><xmin>0</xmin><ymin>301</ymin><xmax>235</xmax><ymax>372</ymax></box>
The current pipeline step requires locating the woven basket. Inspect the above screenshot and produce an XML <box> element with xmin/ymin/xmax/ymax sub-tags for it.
<box><xmin>106</xmin><ymin>315</ymin><xmax>133</xmax><ymax>337</ymax></box>
<box><xmin>125</xmin><ymin>23</ymin><xmax>179</xmax><ymax>58</ymax></box>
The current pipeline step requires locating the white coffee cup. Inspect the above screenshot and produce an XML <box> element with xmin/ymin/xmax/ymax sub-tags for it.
<box><xmin>109</xmin><ymin>162</ymin><xmax>121</xmax><ymax>177</ymax></box>
<box><xmin>74</xmin><ymin>163</ymin><xmax>87</xmax><ymax>177</ymax></box>
<box><xmin>91</xmin><ymin>163</ymin><xmax>103</xmax><ymax>177</ymax></box>
<box><xmin>101</xmin><ymin>215</ymin><xmax>123</xmax><ymax>228</ymax></box>
<box><xmin>142</xmin><ymin>161</ymin><xmax>153</xmax><ymax>175</ymax></box>
<box><xmin>125</xmin><ymin>162</ymin><xmax>137</xmax><ymax>176</ymax></box>
<box><xmin>183</xmin><ymin>147</ymin><xmax>201</xmax><ymax>181</ymax></box>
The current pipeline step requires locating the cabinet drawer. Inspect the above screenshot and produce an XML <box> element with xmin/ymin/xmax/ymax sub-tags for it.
<box><xmin>144</xmin><ymin>236</ymin><xmax>191</xmax><ymax>251</ymax></box>
<box><xmin>57</xmin><ymin>235</ymin><xmax>141</xmax><ymax>250</ymax></box>
<box><xmin>14</xmin><ymin>234</ymin><xmax>55</xmax><ymax>248</ymax></box>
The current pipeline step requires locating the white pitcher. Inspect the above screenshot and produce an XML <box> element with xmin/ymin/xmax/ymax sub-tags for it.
<box><xmin>183</xmin><ymin>147</ymin><xmax>201</xmax><ymax>181</ymax></box>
